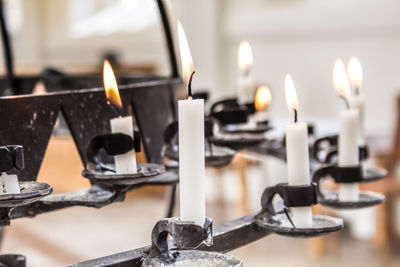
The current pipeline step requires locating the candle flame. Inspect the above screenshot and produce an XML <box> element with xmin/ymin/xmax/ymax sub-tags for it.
<box><xmin>177</xmin><ymin>21</ymin><xmax>194</xmax><ymax>86</ymax></box>
<box><xmin>103</xmin><ymin>60</ymin><xmax>123</xmax><ymax>110</ymax></box>
<box><xmin>347</xmin><ymin>57</ymin><xmax>363</xmax><ymax>92</ymax></box>
<box><xmin>255</xmin><ymin>85</ymin><xmax>272</xmax><ymax>111</ymax></box>
<box><xmin>238</xmin><ymin>41</ymin><xmax>253</xmax><ymax>75</ymax></box>
<box><xmin>333</xmin><ymin>58</ymin><xmax>351</xmax><ymax>100</ymax></box>
<box><xmin>284</xmin><ymin>74</ymin><xmax>299</xmax><ymax>112</ymax></box>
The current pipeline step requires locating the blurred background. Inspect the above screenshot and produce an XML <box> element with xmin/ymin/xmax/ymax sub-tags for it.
<box><xmin>1</xmin><ymin>0</ymin><xmax>400</xmax><ymax>266</ymax></box>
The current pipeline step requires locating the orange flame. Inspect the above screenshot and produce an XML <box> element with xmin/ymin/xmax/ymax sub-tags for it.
<box><xmin>284</xmin><ymin>74</ymin><xmax>299</xmax><ymax>112</ymax></box>
<box><xmin>255</xmin><ymin>85</ymin><xmax>272</xmax><ymax>111</ymax></box>
<box><xmin>177</xmin><ymin>21</ymin><xmax>194</xmax><ymax>86</ymax></box>
<box><xmin>103</xmin><ymin>60</ymin><xmax>122</xmax><ymax>110</ymax></box>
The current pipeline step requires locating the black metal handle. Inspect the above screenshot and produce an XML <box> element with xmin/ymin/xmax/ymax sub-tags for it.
<box><xmin>312</xmin><ymin>135</ymin><xmax>338</xmax><ymax>164</ymax></box>
<box><xmin>86</xmin><ymin>132</ymin><xmax>141</xmax><ymax>170</ymax></box>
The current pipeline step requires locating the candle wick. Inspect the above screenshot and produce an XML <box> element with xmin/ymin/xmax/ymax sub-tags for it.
<box><xmin>340</xmin><ymin>95</ymin><xmax>350</xmax><ymax>109</ymax></box>
<box><xmin>188</xmin><ymin>70</ymin><xmax>196</xmax><ymax>99</ymax></box>
<box><xmin>294</xmin><ymin>109</ymin><xmax>298</xmax><ymax>123</ymax></box>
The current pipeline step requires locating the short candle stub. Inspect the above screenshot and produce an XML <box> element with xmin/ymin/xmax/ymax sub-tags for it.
<box><xmin>187</xmin><ymin>70</ymin><xmax>196</xmax><ymax>99</ymax></box>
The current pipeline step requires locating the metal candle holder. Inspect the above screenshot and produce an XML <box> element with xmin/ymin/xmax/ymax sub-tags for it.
<box><xmin>312</xmin><ymin>135</ymin><xmax>369</xmax><ymax>164</ymax></box>
<box><xmin>255</xmin><ymin>183</ymin><xmax>343</xmax><ymax>237</ymax></box>
<box><xmin>312</xmin><ymin>164</ymin><xmax>386</xmax><ymax>208</ymax></box>
<box><xmin>0</xmin><ymin>145</ymin><xmax>52</xmax><ymax>226</ymax></box>
<box><xmin>162</xmin><ymin>118</ymin><xmax>235</xmax><ymax>168</ymax></box>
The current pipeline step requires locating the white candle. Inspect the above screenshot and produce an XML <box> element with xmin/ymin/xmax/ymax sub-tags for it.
<box><xmin>284</xmin><ymin>74</ymin><xmax>312</xmax><ymax>228</ymax></box>
<box><xmin>103</xmin><ymin>60</ymin><xmax>137</xmax><ymax>174</ymax></box>
<box><xmin>178</xmin><ymin>99</ymin><xmax>205</xmax><ymax>226</ymax></box>
<box><xmin>0</xmin><ymin>173</ymin><xmax>20</xmax><ymax>194</ymax></box>
<box><xmin>237</xmin><ymin>41</ymin><xmax>255</xmax><ymax>104</ymax></box>
<box><xmin>338</xmin><ymin>109</ymin><xmax>359</xmax><ymax>201</ymax></box>
<box><xmin>177</xmin><ymin>21</ymin><xmax>206</xmax><ymax>226</ymax></box>
<box><xmin>333</xmin><ymin>58</ymin><xmax>359</xmax><ymax>201</ymax></box>
<box><xmin>110</xmin><ymin>116</ymin><xmax>137</xmax><ymax>174</ymax></box>
<box><xmin>350</xmin><ymin>96</ymin><xmax>365</xmax><ymax>146</ymax></box>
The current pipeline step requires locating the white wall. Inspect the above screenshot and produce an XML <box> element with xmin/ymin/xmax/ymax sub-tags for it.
<box><xmin>171</xmin><ymin>0</ymin><xmax>400</xmax><ymax>139</ymax></box>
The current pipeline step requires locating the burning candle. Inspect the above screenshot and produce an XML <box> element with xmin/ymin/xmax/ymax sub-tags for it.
<box><xmin>253</xmin><ymin>85</ymin><xmax>272</xmax><ymax>122</ymax></box>
<box><xmin>237</xmin><ymin>41</ymin><xmax>255</xmax><ymax>104</ymax></box>
<box><xmin>177</xmin><ymin>21</ymin><xmax>205</xmax><ymax>226</ymax></box>
<box><xmin>333</xmin><ymin>59</ymin><xmax>359</xmax><ymax>201</ymax></box>
<box><xmin>0</xmin><ymin>173</ymin><xmax>20</xmax><ymax>194</ymax></box>
<box><xmin>103</xmin><ymin>60</ymin><xmax>137</xmax><ymax>174</ymax></box>
<box><xmin>347</xmin><ymin>57</ymin><xmax>365</xmax><ymax>146</ymax></box>
<box><xmin>284</xmin><ymin>74</ymin><xmax>312</xmax><ymax>228</ymax></box>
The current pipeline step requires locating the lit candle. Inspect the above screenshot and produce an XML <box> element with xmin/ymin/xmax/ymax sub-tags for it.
<box><xmin>237</xmin><ymin>41</ymin><xmax>255</xmax><ymax>104</ymax></box>
<box><xmin>284</xmin><ymin>74</ymin><xmax>312</xmax><ymax>228</ymax></box>
<box><xmin>177</xmin><ymin>21</ymin><xmax>205</xmax><ymax>226</ymax></box>
<box><xmin>0</xmin><ymin>173</ymin><xmax>20</xmax><ymax>194</ymax></box>
<box><xmin>333</xmin><ymin>59</ymin><xmax>359</xmax><ymax>201</ymax></box>
<box><xmin>103</xmin><ymin>60</ymin><xmax>137</xmax><ymax>174</ymax></box>
<box><xmin>253</xmin><ymin>85</ymin><xmax>272</xmax><ymax>122</ymax></box>
<box><xmin>347</xmin><ymin>57</ymin><xmax>365</xmax><ymax>146</ymax></box>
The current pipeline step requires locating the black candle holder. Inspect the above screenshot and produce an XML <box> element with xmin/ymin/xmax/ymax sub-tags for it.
<box><xmin>210</xmin><ymin>98</ymin><xmax>271</xmax><ymax>134</ymax></box>
<box><xmin>312</xmin><ymin>135</ymin><xmax>369</xmax><ymax>164</ymax></box>
<box><xmin>0</xmin><ymin>145</ymin><xmax>52</xmax><ymax>226</ymax></box>
<box><xmin>0</xmin><ymin>254</ymin><xmax>26</xmax><ymax>267</ymax></box>
<box><xmin>162</xmin><ymin>119</ymin><xmax>235</xmax><ymax>168</ymax></box>
<box><xmin>141</xmin><ymin>217</ymin><xmax>238</xmax><ymax>266</ymax></box>
<box><xmin>82</xmin><ymin>132</ymin><xmax>171</xmax><ymax>186</ymax></box>
<box><xmin>312</xmin><ymin>165</ymin><xmax>386</xmax><ymax>209</ymax></box>
<box><xmin>255</xmin><ymin>183</ymin><xmax>343</xmax><ymax>237</ymax></box>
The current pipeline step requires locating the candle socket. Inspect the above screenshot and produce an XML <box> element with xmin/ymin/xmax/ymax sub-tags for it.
<box><xmin>312</xmin><ymin>164</ymin><xmax>386</xmax><ymax>208</ymax></box>
<box><xmin>149</xmin><ymin>217</ymin><xmax>213</xmax><ymax>258</ymax></box>
<box><xmin>86</xmin><ymin>131</ymin><xmax>141</xmax><ymax>172</ymax></box>
<box><xmin>255</xmin><ymin>183</ymin><xmax>343</xmax><ymax>237</ymax></box>
<box><xmin>312</xmin><ymin>135</ymin><xmax>370</xmax><ymax>164</ymax></box>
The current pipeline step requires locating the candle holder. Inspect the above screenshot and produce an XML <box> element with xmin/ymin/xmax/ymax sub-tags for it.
<box><xmin>312</xmin><ymin>135</ymin><xmax>369</xmax><ymax>164</ymax></box>
<box><xmin>142</xmin><ymin>217</ymin><xmax>241</xmax><ymax>267</ymax></box>
<box><xmin>0</xmin><ymin>145</ymin><xmax>52</xmax><ymax>226</ymax></box>
<box><xmin>0</xmin><ymin>254</ymin><xmax>26</xmax><ymax>267</ymax></box>
<box><xmin>312</xmin><ymin>165</ymin><xmax>386</xmax><ymax>208</ymax></box>
<box><xmin>255</xmin><ymin>183</ymin><xmax>343</xmax><ymax>237</ymax></box>
<box><xmin>210</xmin><ymin>98</ymin><xmax>271</xmax><ymax>134</ymax></box>
<box><xmin>82</xmin><ymin>132</ymin><xmax>169</xmax><ymax>186</ymax></box>
<box><xmin>162</xmin><ymin>119</ymin><xmax>235</xmax><ymax>168</ymax></box>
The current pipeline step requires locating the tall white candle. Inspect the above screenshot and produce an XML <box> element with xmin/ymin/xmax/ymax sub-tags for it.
<box><xmin>177</xmin><ymin>21</ymin><xmax>206</xmax><ymax>226</ymax></box>
<box><xmin>237</xmin><ymin>41</ymin><xmax>254</xmax><ymax>104</ymax></box>
<box><xmin>110</xmin><ymin>116</ymin><xmax>137</xmax><ymax>174</ymax></box>
<box><xmin>284</xmin><ymin>74</ymin><xmax>312</xmax><ymax>228</ymax></box>
<box><xmin>103</xmin><ymin>60</ymin><xmax>137</xmax><ymax>174</ymax></box>
<box><xmin>0</xmin><ymin>173</ymin><xmax>20</xmax><ymax>194</ymax></box>
<box><xmin>338</xmin><ymin>109</ymin><xmax>359</xmax><ymax>201</ymax></box>
<box><xmin>178</xmin><ymin>99</ymin><xmax>205</xmax><ymax>225</ymax></box>
<box><xmin>333</xmin><ymin>58</ymin><xmax>359</xmax><ymax>201</ymax></box>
